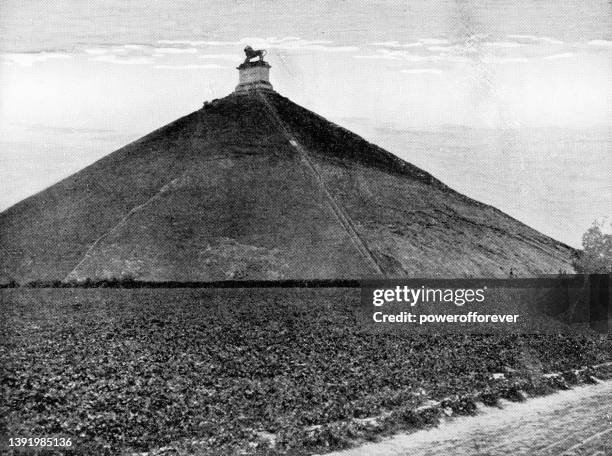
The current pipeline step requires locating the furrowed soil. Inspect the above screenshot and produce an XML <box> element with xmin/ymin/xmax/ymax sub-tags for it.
<box><xmin>1</xmin><ymin>288</ymin><xmax>610</xmax><ymax>455</ymax></box>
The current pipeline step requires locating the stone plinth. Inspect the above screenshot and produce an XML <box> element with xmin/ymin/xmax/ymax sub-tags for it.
<box><xmin>235</xmin><ymin>60</ymin><xmax>273</xmax><ymax>93</ymax></box>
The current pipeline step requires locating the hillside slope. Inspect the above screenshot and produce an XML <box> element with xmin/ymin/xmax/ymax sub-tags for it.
<box><xmin>0</xmin><ymin>91</ymin><xmax>575</xmax><ymax>282</ymax></box>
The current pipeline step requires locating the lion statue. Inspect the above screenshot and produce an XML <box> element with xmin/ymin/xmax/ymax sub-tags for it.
<box><xmin>243</xmin><ymin>45</ymin><xmax>267</xmax><ymax>63</ymax></box>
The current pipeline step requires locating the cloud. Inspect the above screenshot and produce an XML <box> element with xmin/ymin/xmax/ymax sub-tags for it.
<box><xmin>354</xmin><ymin>51</ymin><xmax>430</xmax><ymax>61</ymax></box>
<box><xmin>484</xmin><ymin>41</ymin><xmax>523</xmax><ymax>48</ymax></box>
<box><xmin>354</xmin><ymin>48</ymin><xmax>467</xmax><ymax>63</ymax></box>
<box><xmin>354</xmin><ymin>54</ymin><xmax>397</xmax><ymax>60</ymax></box>
<box><xmin>123</xmin><ymin>44</ymin><xmax>149</xmax><ymax>50</ymax></box>
<box><xmin>90</xmin><ymin>55</ymin><xmax>154</xmax><ymax>65</ymax></box>
<box><xmin>356</xmin><ymin>34</ymin><xmax>577</xmax><ymax>66</ymax></box>
<box><xmin>153</xmin><ymin>47</ymin><xmax>198</xmax><ymax>55</ymax></box>
<box><xmin>371</xmin><ymin>41</ymin><xmax>400</xmax><ymax>47</ymax></box>
<box><xmin>273</xmin><ymin>36</ymin><xmax>303</xmax><ymax>43</ymax></box>
<box><xmin>542</xmin><ymin>52</ymin><xmax>575</xmax><ymax>60</ymax></box>
<box><xmin>264</xmin><ymin>36</ymin><xmax>333</xmax><ymax>45</ymax></box>
<box><xmin>294</xmin><ymin>44</ymin><xmax>358</xmax><ymax>52</ymax></box>
<box><xmin>400</xmin><ymin>68</ymin><xmax>443</xmax><ymax>75</ymax></box>
<box><xmin>540</xmin><ymin>37</ymin><xmax>564</xmax><ymax>45</ymax></box>
<box><xmin>14</xmin><ymin>122</ymin><xmax>116</xmax><ymax>135</ymax></box>
<box><xmin>199</xmin><ymin>54</ymin><xmax>241</xmax><ymax>61</ymax></box>
<box><xmin>0</xmin><ymin>51</ymin><xmax>71</xmax><ymax>66</ymax></box>
<box><xmin>156</xmin><ymin>37</ymin><xmax>357</xmax><ymax>53</ymax></box>
<box><xmin>85</xmin><ymin>37</ymin><xmax>358</xmax><ymax>61</ymax></box>
<box><xmin>481</xmin><ymin>56</ymin><xmax>529</xmax><ymax>64</ymax></box>
<box><xmin>427</xmin><ymin>45</ymin><xmax>454</xmax><ymax>53</ymax></box>
<box><xmin>240</xmin><ymin>37</ymin><xmax>357</xmax><ymax>52</ymax></box>
<box><xmin>506</xmin><ymin>35</ymin><xmax>563</xmax><ymax>45</ymax></box>
<box><xmin>84</xmin><ymin>48</ymin><xmax>111</xmax><ymax>55</ymax></box>
<box><xmin>154</xmin><ymin>64</ymin><xmax>228</xmax><ymax>70</ymax></box>
<box><xmin>83</xmin><ymin>44</ymin><xmax>155</xmax><ymax>57</ymax></box>
<box><xmin>354</xmin><ymin>49</ymin><xmax>425</xmax><ymax>61</ymax></box>
<box><xmin>588</xmin><ymin>40</ymin><xmax>612</xmax><ymax>47</ymax></box>
<box><xmin>507</xmin><ymin>34</ymin><xmax>539</xmax><ymax>41</ymax></box>
<box><xmin>157</xmin><ymin>39</ymin><xmax>241</xmax><ymax>46</ymax></box>
<box><xmin>418</xmin><ymin>38</ymin><xmax>449</xmax><ymax>45</ymax></box>
<box><xmin>361</xmin><ymin>34</ymin><xmax>571</xmax><ymax>65</ymax></box>
<box><xmin>371</xmin><ymin>41</ymin><xmax>423</xmax><ymax>48</ymax></box>
<box><xmin>365</xmin><ymin>35</ymin><xmax>567</xmax><ymax>64</ymax></box>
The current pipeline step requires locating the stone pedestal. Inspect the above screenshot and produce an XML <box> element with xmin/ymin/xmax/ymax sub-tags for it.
<box><xmin>235</xmin><ymin>60</ymin><xmax>273</xmax><ymax>93</ymax></box>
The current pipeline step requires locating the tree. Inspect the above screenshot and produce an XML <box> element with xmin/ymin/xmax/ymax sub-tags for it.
<box><xmin>573</xmin><ymin>220</ymin><xmax>612</xmax><ymax>273</ymax></box>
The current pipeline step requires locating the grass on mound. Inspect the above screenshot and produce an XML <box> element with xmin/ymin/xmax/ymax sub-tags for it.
<box><xmin>1</xmin><ymin>288</ymin><xmax>610</xmax><ymax>455</ymax></box>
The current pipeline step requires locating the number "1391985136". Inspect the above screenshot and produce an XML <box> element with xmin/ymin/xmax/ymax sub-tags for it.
<box><xmin>9</xmin><ymin>437</ymin><xmax>72</xmax><ymax>447</ymax></box>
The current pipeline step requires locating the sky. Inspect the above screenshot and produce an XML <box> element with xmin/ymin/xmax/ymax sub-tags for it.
<box><xmin>0</xmin><ymin>0</ymin><xmax>611</xmax><ymax>247</ymax></box>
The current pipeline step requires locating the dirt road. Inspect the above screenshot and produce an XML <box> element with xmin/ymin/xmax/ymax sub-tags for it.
<box><xmin>324</xmin><ymin>381</ymin><xmax>612</xmax><ymax>456</ymax></box>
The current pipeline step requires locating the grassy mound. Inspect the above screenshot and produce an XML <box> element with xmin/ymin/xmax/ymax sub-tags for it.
<box><xmin>1</xmin><ymin>288</ymin><xmax>610</xmax><ymax>455</ymax></box>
